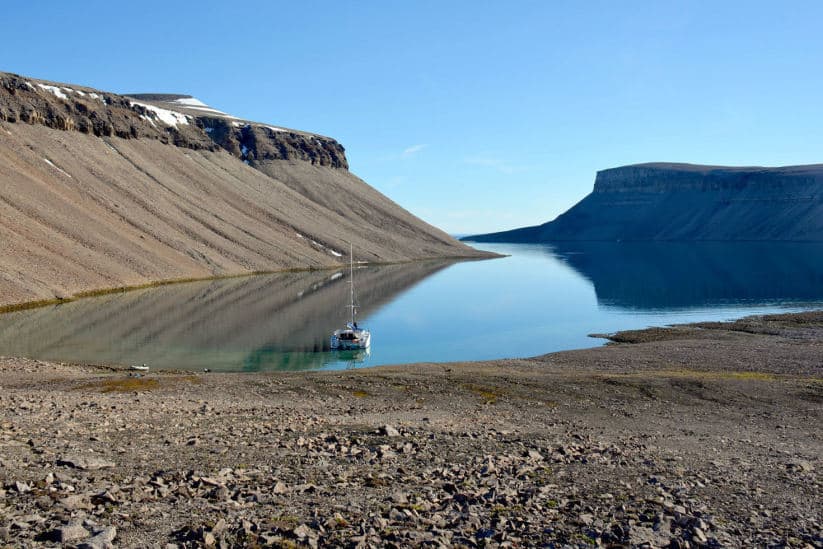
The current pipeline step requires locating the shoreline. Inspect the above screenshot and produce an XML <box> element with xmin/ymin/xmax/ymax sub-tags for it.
<box><xmin>0</xmin><ymin>311</ymin><xmax>821</xmax><ymax>547</ymax></box>
<box><xmin>0</xmin><ymin>253</ymin><xmax>500</xmax><ymax>315</ymax></box>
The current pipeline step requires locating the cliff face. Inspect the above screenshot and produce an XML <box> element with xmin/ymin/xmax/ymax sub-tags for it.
<box><xmin>465</xmin><ymin>162</ymin><xmax>823</xmax><ymax>242</ymax></box>
<box><xmin>0</xmin><ymin>74</ymin><xmax>348</xmax><ymax>167</ymax></box>
<box><xmin>0</xmin><ymin>72</ymin><xmax>485</xmax><ymax>308</ymax></box>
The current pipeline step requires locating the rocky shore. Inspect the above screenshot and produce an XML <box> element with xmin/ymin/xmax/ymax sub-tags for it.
<box><xmin>0</xmin><ymin>312</ymin><xmax>821</xmax><ymax>547</ymax></box>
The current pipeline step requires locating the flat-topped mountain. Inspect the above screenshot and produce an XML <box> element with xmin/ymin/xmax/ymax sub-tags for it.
<box><xmin>0</xmin><ymin>71</ymin><xmax>487</xmax><ymax>309</ymax></box>
<box><xmin>464</xmin><ymin>162</ymin><xmax>823</xmax><ymax>242</ymax></box>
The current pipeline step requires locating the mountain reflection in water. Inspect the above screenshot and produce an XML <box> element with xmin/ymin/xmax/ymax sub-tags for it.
<box><xmin>545</xmin><ymin>241</ymin><xmax>823</xmax><ymax>310</ymax></box>
<box><xmin>0</xmin><ymin>261</ymin><xmax>454</xmax><ymax>372</ymax></box>
<box><xmin>2</xmin><ymin>242</ymin><xmax>823</xmax><ymax>371</ymax></box>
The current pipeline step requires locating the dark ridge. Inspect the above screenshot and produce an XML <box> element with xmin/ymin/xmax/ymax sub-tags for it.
<box><xmin>125</xmin><ymin>93</ymin><xmax>194</xmax><ymax>102</ymax></box>
<box><xmin>464</xmin><ymin>162</ymin><xmax>823</xmax><ymax>242</ymax></box>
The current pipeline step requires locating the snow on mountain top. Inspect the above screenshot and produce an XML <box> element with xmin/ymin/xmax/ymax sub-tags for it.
<box><xmin>172</xmin><ymin>97</ymin><xmax>209</xmax><ymax>107</ymax></box>
<box><xmin>178</xmin><ymin>104</ymin><xmax>239</xmax><ymax>119</ymax></box>
<box><xmin>130</xmin><ymin>100</ymin><xmax>190</xmax><ymax>127</ymax></box>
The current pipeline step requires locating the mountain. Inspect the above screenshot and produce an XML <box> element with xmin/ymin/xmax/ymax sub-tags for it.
<box><xmin>0</xmin><ymin>72</ymin><xmax>487</xmax><ymax>309</ymax></box>
<box><xmin>463</xmin><ymin>162</ymin><xmax>823</xmax><ymax>242</ymax></box>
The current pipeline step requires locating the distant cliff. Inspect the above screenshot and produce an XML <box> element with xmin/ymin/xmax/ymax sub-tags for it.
<box><xmin>0</xmin><ymin>71</ymin><xmax>488</xmax><ymax>309</ymax></box>
<box><xmin>464</xmin><ymin>162</ymin><xmax>823</xmax><ymax>242</ymax></box>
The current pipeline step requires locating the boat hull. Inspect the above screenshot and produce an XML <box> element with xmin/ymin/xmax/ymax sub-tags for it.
<box><xmin>330</xmin><ymin>329</ymin><xmax>371</xmax><ymax>350</ymax></box>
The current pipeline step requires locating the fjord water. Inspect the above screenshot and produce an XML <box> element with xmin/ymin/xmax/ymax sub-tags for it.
<box><xmin>1</xmin><ymin>242</ymin><xmax>823</xmax><ymax>372</ymax></box>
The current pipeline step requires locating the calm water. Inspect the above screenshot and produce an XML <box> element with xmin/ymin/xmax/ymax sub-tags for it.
<box><xmin>2</xmin><ymin>242</ymin><xmax>823</xmax><ymax>371</ymax></box>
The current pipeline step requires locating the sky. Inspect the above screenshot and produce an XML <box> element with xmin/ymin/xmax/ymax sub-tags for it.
<box><xmin>3</xmin><ymin>1</ymin><xmax>823</xmax><ymax>234</ymax></box>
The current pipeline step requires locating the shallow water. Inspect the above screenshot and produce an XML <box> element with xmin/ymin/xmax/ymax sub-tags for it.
<box><xmin>1</xmin><ymin>242</ymin><xmax>823</xmax><ymax>371</ymax></box>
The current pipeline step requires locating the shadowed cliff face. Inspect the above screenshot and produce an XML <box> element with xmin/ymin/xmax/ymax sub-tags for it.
<box><xmin>593</xmin><ymin>163</ymin><xmax>823</xmax><ymax>194</ymax></box>
<box><xmin>465</xmin><ymin>162</ymin><xmax>823</xmax><ymax>242</ymax></box>
<box><xmin>0</xmin><ymin>73</ymin><xmax>347</xmax><ymax>168</ymax></box>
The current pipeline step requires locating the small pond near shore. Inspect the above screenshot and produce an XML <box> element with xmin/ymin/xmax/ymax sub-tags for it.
<box><xmin>2</xmin><ymin>242</ymin><xmax>823</xmax><ymax>371</ymax></box>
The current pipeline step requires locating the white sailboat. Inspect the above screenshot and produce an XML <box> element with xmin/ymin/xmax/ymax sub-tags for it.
<box><xmin>330</xmin><ymin>244</ymin><xmax>371</xmax><ymax>350</ymax></box>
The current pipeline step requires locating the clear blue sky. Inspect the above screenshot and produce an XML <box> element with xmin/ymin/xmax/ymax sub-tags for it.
<box><xmin>3</xmin><ymin>1</ymin><xmax>823</xmax><ymax>234</ymax></box>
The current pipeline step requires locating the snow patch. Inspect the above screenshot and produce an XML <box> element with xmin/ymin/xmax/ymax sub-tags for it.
<box><xmin>88</xmin><ymin>93</ymin><xmax>105</xmax><ymax>103</ymax></box>
<box><xmin>180</xmin><ymin>105</ymin><xmax>235</xmax><ymax>117</ymax></box>
<box><xmin>308</xmin><ymin>239</ymin><xmax>344</xmax><ymax>258</ymax></box>
<box><xmin>130</xmin><ymin>101</ymin><xmax>190</xmax><ymax>127</ymax></box>
<box><xmin>264</xmin><ymin>125</ymin><xmax>287</xmax><ymax>132</ymax></box>
<box><xmin>37</xmin><ymin>84</ymin><xmax>69</xmax><ymax>100</ymax></box>
<box><xmin>168</xmin><ymin>99</ymin><xmax>241</xmax><ymax>119</ymax></box>
<box><xmin>43</xmin><ymin>158</ymin><xmax>72</xmax><ymax>178</ymax></box>
<box><xmin>204</xmin><ymin>127</ymin><xmax>214</xmax><ymax>133</ymax></box>
<box><xmin>329</xmin><ymin>273</ymin><xmax>343</xmax><ymax>281</ymax></box>
<box><xmin>184</xmin><ymin>105</ymin><xmax>224</xmax><ymax>113</ymax></box>
<box><xmin>173</xmin><ymin>97</ymin><xmax>209</xmax><ymax>107</ymax></box>
<box><xmin>295</xmin><ymin>233</ymin><xmax>304</xmax><ymax>238</ymax></box>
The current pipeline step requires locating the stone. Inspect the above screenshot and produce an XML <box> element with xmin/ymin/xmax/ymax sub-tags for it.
<box><xmin>60</xmin><ymin>494</ymin><xmax>91</xmax><ymax>510</ymax></box>
<box><xmin>93</xmin><ymin>490</ymin><xmax>118</xmax><ymax>504</ymax></box>
<box><xmin>381</xmin><ymin>425</ymin><xmax>401</xmax><ymax>437</ymax></box>
<box><xmin>211</xmin><ymin>518</ymin><xmax>227</xmax><ymax>536</ymax></box>
<box><xmin>390</xmin><ymin>491</ymin><xmax>408</xmax><ymax>504</ymax></box>
<box><xmin>200</xmin><ymin>477</ymin><xmax>221</xmax><ymax>487</ymax></box>
<box><xmin>293</xmin><ymin>524</ymin><xmax>311</xmax><ymax>539</ymax></box>
<box><xmin>57</xmin><ymin>455</ymin><xmax>115</xmax><ymax>470</ymax></box>
<box><xmin>787</xmin><ymin>460</ymin><xmax>814</xmax><ymax>473</ymax></box>
<box><xmin>51</xmin><ymin>523</ymin><xmax>90</xmax><ymax>543</ymax></box>
<box><xmin>629</xmin><ymin>525</ymin><xmax>670</xmax><ymax>547</ymax></box>
<box><xmin>77</xmin><ymin>526</ymin><xmax>116</xmax><ymax>549</ymax></box>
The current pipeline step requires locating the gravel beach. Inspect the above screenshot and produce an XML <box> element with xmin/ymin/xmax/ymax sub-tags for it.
<box><xmin>0</xmin><ymin>312</ymin><xmax>821</xmax><ymax>547</ymax></box>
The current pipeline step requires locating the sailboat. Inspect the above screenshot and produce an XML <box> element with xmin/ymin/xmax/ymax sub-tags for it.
<box><xmin>330</xmin><ymin>244</ymin><xmax>371</xmax><ymax>350</ymax></box>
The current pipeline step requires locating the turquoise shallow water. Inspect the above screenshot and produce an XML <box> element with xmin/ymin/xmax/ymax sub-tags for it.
<box><xmin>1</xmin><ymin>242</ymin><xmax>823</xmax><ymax>371</ymax></box>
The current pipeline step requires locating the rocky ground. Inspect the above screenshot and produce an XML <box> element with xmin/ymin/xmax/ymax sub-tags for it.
<box><xmin>0</xmin><ymin>312</ymin><xmax>821</xmax><ymax>548</ymax></box>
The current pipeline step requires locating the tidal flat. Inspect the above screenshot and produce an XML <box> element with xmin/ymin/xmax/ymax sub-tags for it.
<box><xmin>0</xmin><ymin>311</ymin><xmax>821</xmax><ymax>547</ymax></box>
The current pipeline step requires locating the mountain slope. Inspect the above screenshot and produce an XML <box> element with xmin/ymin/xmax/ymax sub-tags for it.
<box><xmin>464</xmin><ymin>162</ymin><xmax>823</xmax><ymax>242</ymax></box>
<box><xmin>0</xmin><ymin>72</ymin><xmax>486</xmax><ymax>308</ymax></box>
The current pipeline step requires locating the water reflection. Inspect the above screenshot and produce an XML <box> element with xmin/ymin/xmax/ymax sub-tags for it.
<box><xmin>0</xmin><ymin>262</ymin><xmax>453</xmax><ymax>371</ymax></box>
<box><xmin>2</xmin><ymin>243</ymin><xmax>823</xmax><ymax>371</ymax></box>
<box><xmin>545</xmin><ymin>242</ymin><xmax>823</xmax><ymax>310</ymax></box>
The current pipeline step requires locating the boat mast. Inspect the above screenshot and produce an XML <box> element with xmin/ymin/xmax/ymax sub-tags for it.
<box><xmin>349</xmin><ymin>242</ymin><xmax>355</xmax><ymax>326</ymax></box>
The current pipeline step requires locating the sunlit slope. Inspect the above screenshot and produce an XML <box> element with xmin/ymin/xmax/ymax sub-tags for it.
<box><xmin>0</xmin><ymin>73</ymin><xmax>486</xmax><ymax>307</ymax></box>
